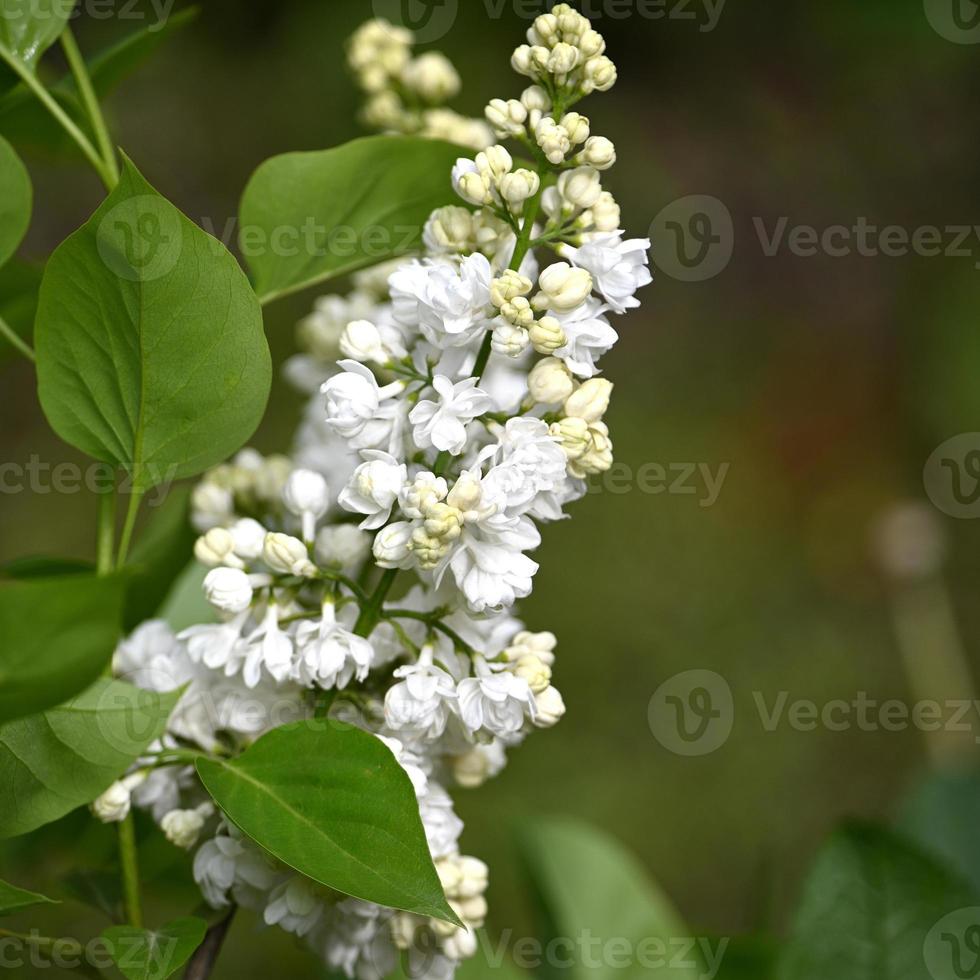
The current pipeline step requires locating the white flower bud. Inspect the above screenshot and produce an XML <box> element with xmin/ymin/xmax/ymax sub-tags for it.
<box><xmin>583</xmin><ymin>55</ymin><xmax>617</xmax><ymax>93</ymax></box>
<box><xmin>194</xmin><ymin>527</ymin><xmax>242</xmax><ymax>569</ymax></box>
<box><xmin>191</xmin><ymin>481</ymin><xmax>234</xmax><ymax>532</ymax></box>
<box><xmin>579</xmin><ymin>29</ymin><xmax>606</xmax><ymax>58</ymax></box>
<box><xmin>582</xmin><ymin>135</ymin><xmax>617</xmax><ymax>170</ymax></box>
<box><xmin>500</xmin><ymin>296</ymin><xmax>535</xmax><ymax>328</ymax></box>
<box><xmin>528</xmin><ymin>316</ymin><xmax>568</xmax><ymax>355</ymax></box>
<box><xmin>549</xmin><ymin>417</ymin><xmax>591</xmax><ymax>459</ymax></box>
<box><xmin>535</xmin><ymin>262</ymin><xmax>594</xmax><ymax>313</ymax></box>
<box><xmin>491</xmin><ymin>323</ymin><xmax>531</xmax><ymax>358</ymax></box>
<box><xmin>558</xmin><ymin>167</ymin><xmax>602</xmax><ymax>210</ymax></box>
<box><xmin>373</xmin><ymin>522</ymin><xmax>414</xmax><ymax>568</ymax></box>
<box><xmin>499</xmin><ymin>169</ymin><xmax>541</xmax><ymax>207</ymax></box>
<box><xmin>283</xmin><ymin>469</ymin><xmax>330</xmax><ymax>519</ymax></box>
<box><xmin>315</xmin><ymin>524</ymin><xmax>372</xmax><ymax>569</ymax></box>
<box><xmin>425</xmin><ymin>206</ymin><xmax>475</xmax><ymax>253</ymax></box>
<box><xmin>456</xmin><ymin>857</ymin><xmax>489</xmax><ymax>899</ymax></box>
<box><xmin>491</xmin><ymin>270</ymin><xmax>533</xmax><ymax>308</ymax></box>
<box><xmin>476</xmin><ymin>145</ymin><xmax>513</xmax><ymax>181</ymax></box>
<box><xmin>92</xmin><ymin>780</ymin><xmax>133</xmax><ymax>824</ymax></box>
<box><xmin>263</xmin><ymin>533</ymin><xmax>316</xmax><ymax>577</ymax></box>
<box><xmin>485</xmin><ymin>98</ymin><xmax>528</xmax><ymax>137</ymax></box>
<box><xmin>161</xmin><ymin>803</ymin><xmax>213</xmax><ymax>850</ymax></box>
<box><xmin>528</xmin><ymin>357</ymin><xmax>575</xmax><ymax>404</ymax></box>
<box><xmin>528</xmin><ymin>12</ymin><xmax>559</xmax><ymax>46</ymax></box>
<box><xmin>511</xmin><ymin>44</ymin><xmax>535</xmax><ymax>77</ymax></box>
<box><xmin>504</xmin><ymin>630</ymin><xmax>558</xmax><ymax>666</ymax></box>
<box><xmin>548</xmin><ymin>42</ymin><xmax>580</xmax><ymax>75</ymax></box>
<box><xmin>560</xmin><ymin>112</ymin><xmax>590</xmax><ymax>145</ymax></box>
<box><xmin>340</xmin><ymin>319</ymin><xmax>388</xmax><ymax>365</ymax></box>
<box><xmin>453</xmin><ymin>159</ymin><xmax>494</xmax><ymax>206</ymax></box>
<box><xmin>401</xmin><ymin>52</ymin><xmax>460</xmax><ymax>102</ymax></box>
<box><xmin>203</xmin><ymin>566</ymin><xmax>254</xmax><ymax>615</ymax></box>
<box><xmin>533</xmin><ymin>685</ymin><xmax>566</xmax><ymax>727</ymax></box>
<box><xmin>513</xmin><ymin>654</ymin><xmax>552</xmax><ymax>694</ymax></box>
<box><xmin>535</xmin><ymin>118</ymin><xmax>571</xmax><ymax>165</ymax></box>
<box><xmin>589</xmin><ymin>191</ymin><xmax>621</xmax><ymax>232</ymax></box>
<box><xmin>446</xmin><ymin>470</ymin><xmax>483</xmax><ymax>513</ymax></box>
<box><xmin>230</xmin><ymin>518</ymin><xmax>267</xmax><ymax>561</ymax></box>
<box><xmin>521</xmin><ymin>85</ymin><xmax>551</xmax><ymax>112</ymax></box>
<box><xmin>564</xmin><ymin>378</ymin><xmax>613</xmax><ymax>423</ymax></box>
<box><xmin>570</xmin><ymin>421</ymin><xmax>614</xmax><ymax>477</ymax></box>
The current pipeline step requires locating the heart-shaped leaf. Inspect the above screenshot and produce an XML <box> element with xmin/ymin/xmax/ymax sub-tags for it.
<box><xmin>0</xmin><ymin>0</ymin><xmax>75</xmax><ymax>75</ymax></box>
<box><xmin>239</xmin><ymin>135</ymin><xmax>464</xmax><ymax>303</ymax></box>
<box><xmin>0</xmin><ymin>678</ymin><xmax>179</xmax><ymax>838</ymax></box>
<box><xmin>196</xmin><ymin>720</ymin><xmax>457</xmax><ymax>923</ymax></box>
<box><xmin>35</xmin><ymin>155</ymin><xmax>271</xmax><ymax>492</ymax></box>
<box><xmin>0</xmin><ymin>878</ymin><xmax>58</xmax><ymax>917</ymax></box>
<box><xmin>0</xmin><ymin>134</ymin><xmax>30</xmax><ymax>268</ymax></box>
<box><xmin>0</xmin><ymin>573</ymin><xmax>125</xmax><ymax>724</ymax></box>
<box><xmin>103</xmin><ymin>917</ymin><xmax>206</xmax><ymax>980</ymax></box>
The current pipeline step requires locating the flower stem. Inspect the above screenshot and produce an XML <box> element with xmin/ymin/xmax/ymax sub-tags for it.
<box><xmin>96</xmin><ymin>486</ymin><xmax>116</xmax><ymax>577</ymax></box>
<box><xmin>354</xmin><ymin>567</ymin><xmax>399</xmax><ymax>637</ymax></box>
<box><xmin>60</xmin><ymin>26</ymin><xmax>119</xmax><ymax>187</ymax></box>
<box><xmin>118</xmin><ymin>813</ymin><xmax>143</xmax><ymax>928</ymax></box>
<box><xmin>0</xmin><ymin>42</ymin><xmax>114</xmax><ymax>191</ymax></box>
<box><xmin>0</xmin><ymin>313</ymin><xmax>34</xmax><ymax>362</ymax></box>
<box><xmin>116</xmin><ymin>489</ymin><xmax>145</xmax><ymax>567</ymax></box>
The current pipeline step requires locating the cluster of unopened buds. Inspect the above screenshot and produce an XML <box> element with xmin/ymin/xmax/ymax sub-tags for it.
<box><xmin>347</xmin><ymin>18</ymin><xmax>494</xmax><ymax>151</ymax></box>
<box><xmin>105</xmin><ymin>7</ymin><xmax>650</xmax><ymax>978</ymax></box>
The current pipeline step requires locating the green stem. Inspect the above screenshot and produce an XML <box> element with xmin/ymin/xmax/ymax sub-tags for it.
<box><xmin>0</xmin><ymin>42</ymin><xmax>114</xmax><ymax>190</ymax></box>
<box><xmin>0</xmin><ymin>313</ymin><xmax>34</xmax><ymax>362</ymax></box>
<box><xmin>118</xmin><ymin>814</ymin><xmax>143</xmax><ymax>928</ymax></box>
<box><xmin>354</xmin><ymin>567</ymin><xmax>398</xmax><ymax>637</ymax></box>
<box><xmin>60</xmin><ymin>27</ymin><xmax>119</xmax><ymax>186</ymax></box>
<box><xmin>383</xmin><ymin>609</ymin><xmax>476</xmax><ymax>656</ymax></box>
<box><xmin>96</xmin><ymin>485</ymin><xmax>116</xmax><ymax>577</ymax></box>
<box><xmin>115</xmin><ymin>489</ymin><xmax>144</xmax><ymax>567</ymax></box>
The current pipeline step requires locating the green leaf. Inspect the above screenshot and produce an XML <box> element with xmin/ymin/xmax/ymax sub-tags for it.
<box><xmin>0</xmin><ymin>133</ymin><xmax>29</xmax><ymax>268</ymax></box>
<box><xmin>239</xmin><ymin>135</ymin><xmax>464</xmax><ymax>303</ymax></box>
<box><xmin>779</xmin><ymin>822</ymin><xmax>978</xmax><ymax>980</ymax></box>
<box><xmin>2</xmin><ymin>555</ymin><xmax>92</xmax><ymax>578</ymax></box>
<box><xmin>34</xmin><ymin>155</ymin><xmax>271</xmax><ymax>492</ymax></box>
<box><xmin>0</xmin><ymin>0</ymin><xmax>75</xmax><ymax>72</ymax></box>
<box><xmin>0</xmin><ymin>678</ymin><xmax>179</xmax><ymax>838</ymax></box>
<box><xmin>0</xmin><ymin>877</ymin><xmax>59</xmax><ymax>917</ymax></box>
<box><xmin>103</xmin><ymin>917</ymin><xmax>206</xmax><ymax>980</ymax></box>
<box><xmin>156</xmin><ymin>561</ymin><xmax>215</xmax><ymax>632</ymax></box>
<box><xmin>898</xmin><ymin>767</ymin><xmax>980</xmax><ymax>896</ymax></box>
<box><xmin>122</xmin><ymin>485</ymin><xmax>196</xmax><ymax>630</ymax></box>
<box><xmin>0</xmin><ymin>573</ymin><xmax>125</xmax><ymax>724</ymax></box>
<box><xmin>196</xmin><ymin>720</ymin><xmax>457</xmax><ymax>924</ymax></box>
<box><xmin>61</xmin><ymin>868</ymin><xmax>123</xmax><ymax>923</ymax></box>
<box><xmin>517</xmin><ymin>817</ymin><xmax>701</xmax><ymax>979</ymax></box>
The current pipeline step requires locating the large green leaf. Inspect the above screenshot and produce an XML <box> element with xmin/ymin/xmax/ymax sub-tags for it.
<box><xmin>517</xmin><ymin>817</ymin><xmax>701</xmax><ymax>979</ymax></box>
<box><xmin>122</xmin><ymin>485</ymin><xmax>196</xmax><ymax>630</ymax></box>
<box><xmin>239</xmin><ymin>135</ymin><xmax>463</xmax><ymax>303</ymax></box>
<box><xmin>0</xmin><ymin>573</ymin><xmax>125</xmax><ymax>724</ymax></box>
<box><xmin>898</xmin><ymin>767</ymin><xmax>980</xmax><ymax>895</ymax></box>
<box><xmin>0</xmin><ymin>133</ymin><xmax>29</xmax><ymax>267</ymax></box>
<box><xmin>0</xmin><ymin>877</ymin><xmax>59</xmax><ymax>916</ymax></box>
<box><xmin>779</xmin><ymin>822</ymin><xmax>978</xmax><ymax>980</ymax></box>
<box><xmin>196</xmin><ymin>720</ymin><xmax>457</xmax><ymax>924</ymax></box>
<box><xmin>156</xmin><ymin>561</ymin><xmax>214</xmax><ymax>632</ymax></box>
<box><xmin>0</xmin><ymin>678</ymin><xmax>179</xmax><ymax>838</ymax></box>
<box><xmin>35</xmin><ymin>156</ymin><xmax>271</xmax><ymax>492</ymax></box>
<box><xmin>103</xmin><ymin>917</ymin><xmax>206</xmax><ymax>980</ymax></box>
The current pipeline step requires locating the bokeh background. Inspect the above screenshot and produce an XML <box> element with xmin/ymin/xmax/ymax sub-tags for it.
<box><xmin>4</xmin><ymin>0</ymin><xmax>980</xmax><ymax>974</ymax></box>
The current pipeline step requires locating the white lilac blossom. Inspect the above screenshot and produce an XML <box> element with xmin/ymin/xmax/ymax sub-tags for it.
<box><xmin>117</xmin><ymin>8</ymin><xmax>648</xmax><ymax>979</ymax></box>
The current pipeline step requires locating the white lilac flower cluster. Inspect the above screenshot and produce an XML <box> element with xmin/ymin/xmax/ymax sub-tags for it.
<box><xmin>347</xmin><ymin>18</ymin><xmax>494</xmax><ymax>151</ymax></box>
<box><xmin>102</xmin><ymin>8</ymin><xmax>649</xmax><ymax>979</ymax></box>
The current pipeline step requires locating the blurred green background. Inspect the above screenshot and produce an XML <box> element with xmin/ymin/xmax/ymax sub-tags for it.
<box><xmin>4</xmin><ymin>0</ymin><xmax>980</xmax><ymax>974</ymax></box>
